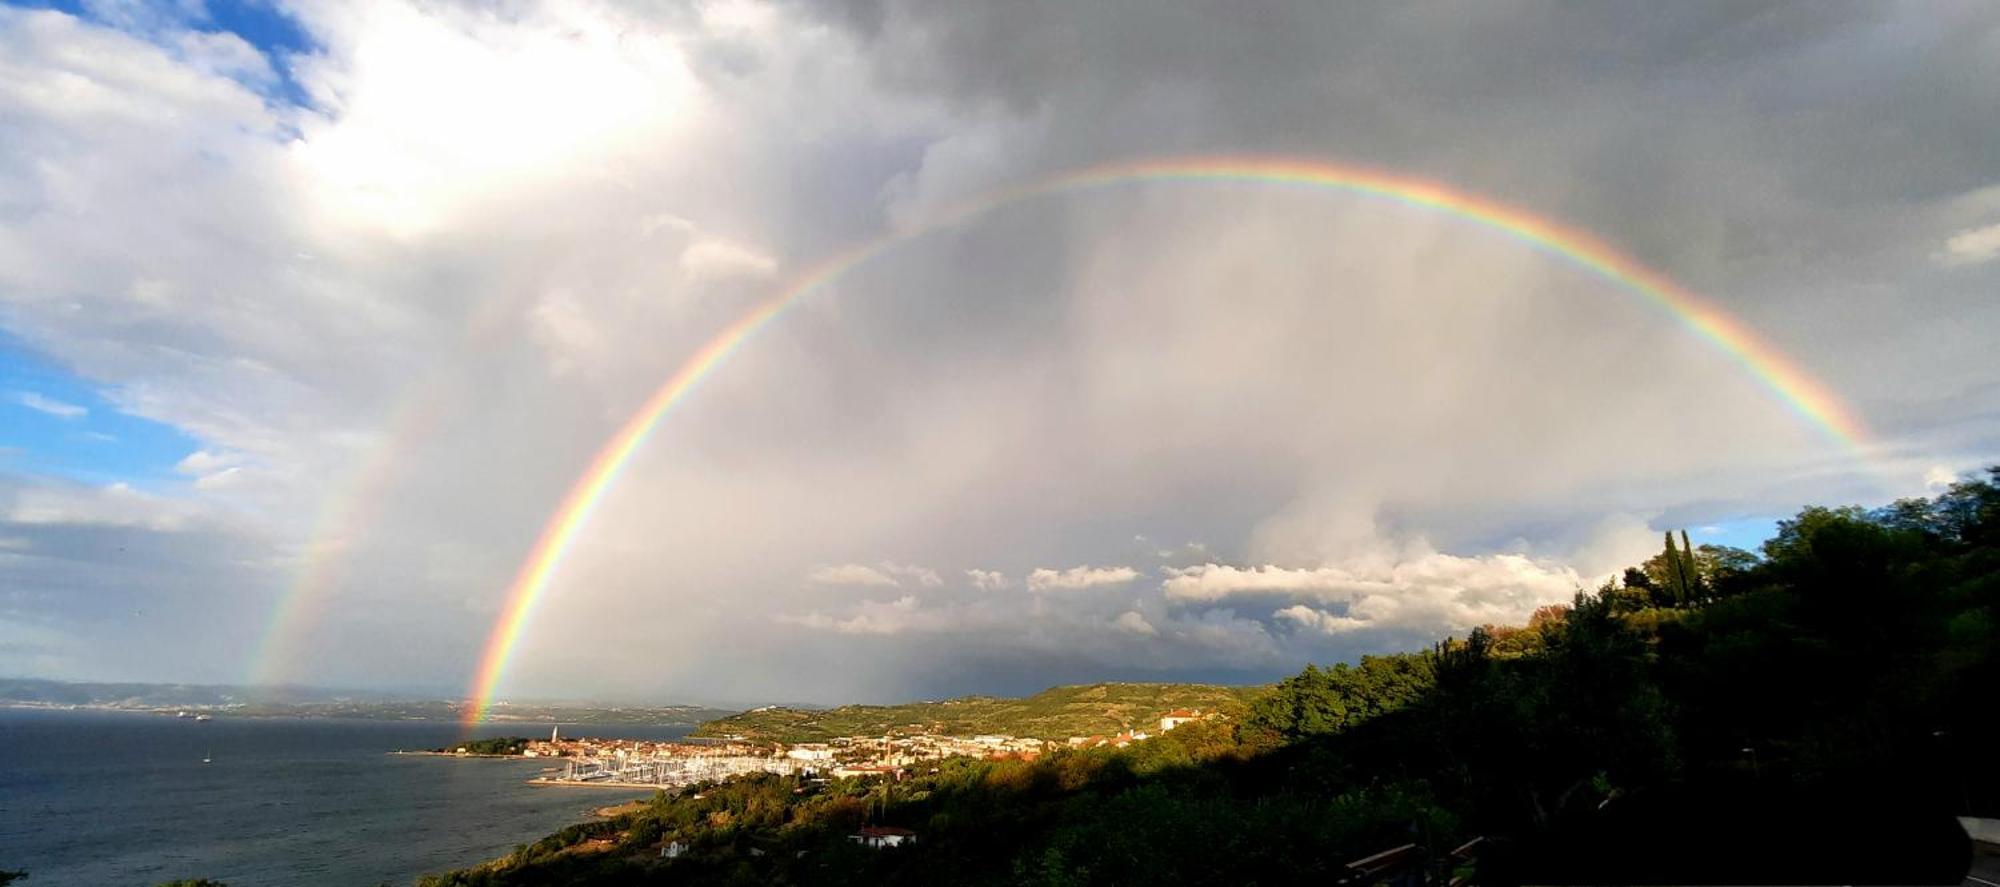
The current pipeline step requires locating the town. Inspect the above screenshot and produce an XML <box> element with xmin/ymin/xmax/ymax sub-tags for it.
<box><xmin>514</xmin><ymin>708</ymin><xmax>1214</xmax><ymax>789</ymax></box>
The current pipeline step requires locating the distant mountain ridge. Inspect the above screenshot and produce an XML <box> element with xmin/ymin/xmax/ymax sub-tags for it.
<box><xmin>0</xmin><ymin>677</ymin><xmax>387</xmax><ymax>707</ymax></box>
<box><xmin>692</xmin><ymin>681</ymin><xmax>1269</xmax><ymax>742</ymax></box>
<box><xmin>0</xmin><ymin>678</ymin><xmax>736</xmax><ymax>725</ymax></box>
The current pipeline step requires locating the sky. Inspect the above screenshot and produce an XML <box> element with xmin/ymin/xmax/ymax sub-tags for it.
<box><xmin>0</xmin><ymin>0</ymin><xmax>1995</xmax><ymax>705</ymax></box>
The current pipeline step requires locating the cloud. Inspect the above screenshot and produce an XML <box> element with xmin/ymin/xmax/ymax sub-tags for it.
<box><xmin>528</xmin><ymin>290</ymin><xmax>606</xmax><ymax>379</ymax></box>
<box><xmin>1111</xmin><ymin>610</ymin><xmax>1156</xmax><ymax>636</ymax></box>
<box><xmin>807</xmin><ymin>561</ymin><xmax>942</xmax><ymax>588</ymax></box>
<box><xmin>1925</xmin><ymin>465</ymin><xmax>1959</xmax><ymax>490</ymax></box>
<box><xmin>4</xmin><ymin>480</ymin><xmax>211</xmax><ymax>531</ymax></box>
<box><xmin>779</xmin><ymin>595</ymin><xmax>924</xmax><ymax>635</ymax></box>
<box><xmin>193</xmin><ymin>466</ymin><xmax>243</xmax><ymax>490</ymax></box>
<box><xmin>172</xmin><ymin>449</ymin><xmax>248</xmax><ymax>490</ymax></box>
<box><xmin>879</xmin><ymin>561</ymin><xmax>943</xmax><ymax>587</ymax></box>
<box><xmin>13</xmin><ymin>392</ymin><xmax>87</xmax><ymax>420</ymax></box>
<box><xmin>965</xmin><ymin>568</ymin><xmax>1010</xmax><ymax>590</ymax></box>
<box><xmin>1164</xmin><ymin>549</ymin><xmax>1589</xmax><ymax>636</ymax></box>
<box><xmin>1028</xmin><ymin>565</ymin><xmax>1142</xmax><ymax>592</ymax></box>
<box><xmin>807</xmin><ymin>563</ymin><xmax>902</xmax><ymax>588</ymax></box>
<box><xmin>679</xmin><ymin>237</ymin><xmax>778</xmax><ymax>283</ymax></box>
<box><xmin>77</xmin><ymin>0</ymin><xmax>207</xmax><ymax>35</ymax></box>
<box><xmin>173</xmin><ymin>449</ymin><xmax>236</xmax><ymax>475</ymax></box>
<box><xmin>1273</xmin><ymin>604</ymin><xmax>1368</xmax><ymax>636</ymax></box>
<box><xmin>1939</xmin><ymin>221</ymin><xmax>2000</xmax><ymax>266</ymax></box>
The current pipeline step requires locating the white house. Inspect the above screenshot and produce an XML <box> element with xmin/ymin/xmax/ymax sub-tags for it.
<box><xmin>851</xmin><ymin>826</ymin><xmax>917</xmax><ymax>849</ymax></box>
<box><xmin>785</xmin><ymin>744</ymin><xmax>835</xmax><ymax>761</ymax></box>
<box><xmin>1159</xmin><ymin>709</ymin><xmax>1202</xmax><ymax>732</ymax></box>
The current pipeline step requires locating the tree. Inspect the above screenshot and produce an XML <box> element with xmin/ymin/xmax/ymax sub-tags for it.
<box><xmin>1247</xmin><ymin>654</ymin><xmax>1438</xmax><ymax>740</ymax></box>
<box><xmin>1643</xmin><ymin>530</ymin><xmax>1705</xmax><ymax>605</ymax></box>
<box><xmin>1760</xmin><ymin>506</ymin><xmax>1870</xmax><ymax>566</ymax></box>
<box><xmin>1694</xmin><ymin>544</ymin><xmax>1758</xmax><ymax>585</ymax></box>
<box><xmin>1680</xmin><ymin>530</ymin><xmax>1701</xmax><ymax>600</ymax></box>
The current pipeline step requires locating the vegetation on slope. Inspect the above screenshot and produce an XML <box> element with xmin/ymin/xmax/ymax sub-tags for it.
<box><xmin>424</xmin><ymin>470</ymin><xmax>2000</xmax><ymax>885</ymax></box>
<box><xmin>692</xmin><ymin>682</ymin><xmax>1267</xmax><ymax>743</ymax></box>
<box><xmin>432</xmin><ymin>737</ymin><xmax>531</xmax><ymax>755</ymax></box>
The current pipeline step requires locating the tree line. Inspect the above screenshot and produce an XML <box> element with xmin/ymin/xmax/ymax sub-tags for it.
<box><xmin>416</xmin><ymin>468</ymin><xmax>1998</xmax><ymax>885</ymax></box>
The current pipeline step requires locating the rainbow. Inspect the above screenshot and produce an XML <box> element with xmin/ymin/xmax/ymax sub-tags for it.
<box><xmin>248</xmin><ymin>398</ymin><xmax>444</xmax><ymax>688</ymax></box>
<box><xmin>461</xmin><ymin>154</ymin><xmax>1870</xmax><ymax>723</ymax></box>
<box><xmin>252</xmin><ymin>295</ymin><xmax>524</xmax><ymax>689</ymax></box>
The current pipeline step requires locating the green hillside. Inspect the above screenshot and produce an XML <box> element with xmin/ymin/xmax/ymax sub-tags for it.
<box><xmin>692</xmin><ymin>682</ymin><xmax>1268</xmax><ymax>742</ymax></box>
<box><xmin>416</xmin><ymin>471</ymin><xmax>2000</xmax><ymax>886</ymax></box>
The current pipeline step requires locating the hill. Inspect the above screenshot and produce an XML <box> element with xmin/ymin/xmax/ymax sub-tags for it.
<box><xmin>0</xmin><ymin>679</ymin><xmax>734</xmax><ymax>726</ymax></box>
<box><xmin>692</xmin><ymin>682</ymin><xmax>1267</xmax><ymax>742</ymax></box>
<box><xmin>406</xmin><ymin>469</ymin><xmax>2000</xmax><ymax>885</ymax></box>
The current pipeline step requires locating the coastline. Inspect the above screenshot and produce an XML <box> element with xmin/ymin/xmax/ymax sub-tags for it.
<box><xmin>528</xmin><ymin>777</ymin><xmax>665</xmax><ymax>790</ymax></box>
<box><xmin>2</xmin><ymin>710</ymin><xmax>678</xmax><ymax>886</ymax></box>
<box><xmin>387</xmin><ymin>750</ymin><xmax>535</xmax><ymax>759</ymax></box>
<box><xmin>593</xmin><ymin>800</ymin><xmax>651</xmax><ymax>818</ymax></box>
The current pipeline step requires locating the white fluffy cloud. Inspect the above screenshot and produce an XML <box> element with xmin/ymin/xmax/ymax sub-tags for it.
<box><xmin>1028</xmin><ymin>565</ymin><xmax>1142</xmax><ymax>592</ymax></box>
<box><xmin>173</xmin><ymin>450</ymin><xmax>238</xmax><ymax>476</ymax></box>
<box><xmin>965</xmin><ymin>569</ymin><xmax>1010</xmax><ymax>590</ymax></box>
<box><xmin>1273</xmin><ymin>604</ymin><xmax>1368</xmax><ymax>636</ymax></box>
<box><xmin>1940</xmin><ymin>221</ymin><xmax>2000</xmax><ymax>266</ymax></box>
<box><xmin>679</xmin><ymin>237</ymin><xmax>779</xmax><ymax>283</ymax></box>
<box><xmin>1164</xmin><ymin>549</ymin><xmax>1590</xmax><ymax>636</ymax></box>
<box><xmin>879</xmin><ymin>561</ymin><xmax>944</xmax><ymax>587</ymax></box>
<box><xmin>1111</xmin><ymin>610</ymin><xmax>1157</xmax><ymax>636</ymax></box>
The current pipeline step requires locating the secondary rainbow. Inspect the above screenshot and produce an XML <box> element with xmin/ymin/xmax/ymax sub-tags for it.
<box><xmin>248</xmin><ymin>391</ymin><xmax>450</xmax><ymax>688</ymax></box>
<box><xmin>252</xmin><ymin>293</ymin><xmax>526</xmax><ymax>689</ymax></box>
<box><xmin>462</xmin><ymin>154</ymin><xmax>1870</xmax><ymax>723</ymax></box>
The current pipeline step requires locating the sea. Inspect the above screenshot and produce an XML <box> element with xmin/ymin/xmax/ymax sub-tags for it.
<box><xmin>0</xmin><ymin>708</ymin><xmax>687</xmax><ymax>886</ymax></box>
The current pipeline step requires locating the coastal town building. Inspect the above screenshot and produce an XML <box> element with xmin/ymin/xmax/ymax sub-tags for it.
<box><xmin>850</xmin><ymin>826</ymin><xmax>917</xmax><ymax>849</ymax></box>
<box><xmin>520</xmin><ymin>708</ymin><xmax>1200</xmax><ymax>790</ymax></box>
<box><xmin>785</xmin><ymin>743</ymin><xmax>834</xmax><ymax>761</ymax></box>
<box><xmin>1065</xmin><ymin>729</ymin><xmax>1149</xmax><ymax>749</ymax></box>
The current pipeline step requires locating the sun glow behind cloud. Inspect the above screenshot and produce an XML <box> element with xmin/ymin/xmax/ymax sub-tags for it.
<box><xmin>289</xmin><ymin>2</ymin><xmax>701</xmax><ymax>237</ymax></box>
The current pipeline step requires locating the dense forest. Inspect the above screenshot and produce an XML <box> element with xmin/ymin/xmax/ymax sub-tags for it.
<box><xmin>422</xmin><ymin>471</ymin><xmax>1999</xmax><ymax>886</ymax></box>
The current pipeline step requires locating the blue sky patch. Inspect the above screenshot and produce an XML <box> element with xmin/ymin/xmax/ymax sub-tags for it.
<box><xmin>1691</xmin><ymin>517</ymin><xmax>1781</xmax><ymax>554</ymax></box>
<box><xmin>0</xmin><ymin>335</ymin><xmax>202</xmax><ymax>488</ymax></box>
<box><xmin>6</xmin><ymin>0</ymin><xmax>317</xmax><ymax>107</ymax></box>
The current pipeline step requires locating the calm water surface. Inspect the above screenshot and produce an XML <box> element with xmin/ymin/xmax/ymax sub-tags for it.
<box><xmin>0</xmin><ymin>708</ymin><xmax>683</xmax><ymax>886</ymax></box>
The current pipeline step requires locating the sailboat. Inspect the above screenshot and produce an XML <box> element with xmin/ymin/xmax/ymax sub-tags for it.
<box><xmin>202</xmin><ymin>750</ymin><xmax>212</xmax><ymax>764</ymax></box>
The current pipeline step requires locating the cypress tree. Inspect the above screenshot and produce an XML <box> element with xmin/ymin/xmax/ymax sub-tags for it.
<box><xmin>1680</xmin><ymin>529</ymin><xmax>1701</xmax><ymax>601</ymax></box>
<box><xmin>1661</xmin><ymin>532</ymin><xmax>1680</xmax><ymax>605</ymax></box>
